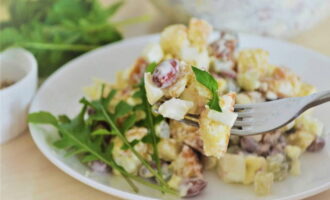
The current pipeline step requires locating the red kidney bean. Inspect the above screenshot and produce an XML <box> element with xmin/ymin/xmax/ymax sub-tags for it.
<box><xmin>89</xmin><ymin>160</ymin><xmax>108</xmax><ymax>173</ymax></box>
<box><xmin>262</xmin><ymin>131</ymin><xmax>281</xmax><ymax>146</ymax></box>
<box><xmin>208</xmin><ymin>32</ymin><xmax>238</xmax><ymax>61</ymax></box>
<box><xmin>152</xmin><ymin>59</ymin><xmax>179</xmax><ymax>88</ymax></box>
<box><xmin>257</xmin><ymin>143</ymin><xmax>271</xmax><ymax>157</ymax></box>
<box><xmin>307</xmin><ymin>137</ymin><xmax>325</xmax><ymax>152</ymax></box>
<box><xmin>182</xmin><ymin>178</ymin><xmax>207</xmax><ymax>198</ymax></box>
<box><xmin>240</xmin><ymin>136</ymin><xmax>258</xmax><ymax>153</ymax></box>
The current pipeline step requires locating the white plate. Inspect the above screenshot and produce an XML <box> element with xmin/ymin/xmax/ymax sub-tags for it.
<box><xmin>29</xmin><ymin>34</ymin><xmax>330</xmax><ymax>200</ymax></box>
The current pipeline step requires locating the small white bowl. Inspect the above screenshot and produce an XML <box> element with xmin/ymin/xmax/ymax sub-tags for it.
<box><xmin>0</xmin><ymin>48</ymin><xmax>38</xmax><ymax>144</ymax></box>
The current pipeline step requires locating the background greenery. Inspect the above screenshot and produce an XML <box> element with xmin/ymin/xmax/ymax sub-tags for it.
<box><xmin>0</xmin><ymin>0</ymin><xmax>124</xmax><ymax>77</ymax></box>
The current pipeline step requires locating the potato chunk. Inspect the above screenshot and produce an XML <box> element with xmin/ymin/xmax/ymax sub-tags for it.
<box><xmin>217</xmin><ymin>153</ymin><xmax>246</xmax><ymax>183</ymax></box>
<box><xmin>199</xmin><ymin>106</ymin><xmax>237</xmax><ymax>158</ymax></box>
<box><xmin>254</xmin><ymin>171</ymin><xmax>274</xmax><ymax>196</ymax></box>
<box><xmin>244</xmin><ymin>155</ymin><xmax>267</xmax><ymax>185</ymax></box>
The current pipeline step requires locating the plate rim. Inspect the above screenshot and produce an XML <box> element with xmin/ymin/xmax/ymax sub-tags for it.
<box><xmin>28</xmin><ymin>33</ymin><xmax>330</xmax><ymax>200</ymax></box>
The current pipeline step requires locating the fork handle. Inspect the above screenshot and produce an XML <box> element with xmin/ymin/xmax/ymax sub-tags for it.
<box><xmin>304</xmin><ymin>90</ymin><xmax>330</xmax><ymax>110</ymax></box>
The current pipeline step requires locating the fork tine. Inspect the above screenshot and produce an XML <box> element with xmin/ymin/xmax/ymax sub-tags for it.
<box><xmin>234</xmin><ymin>104</ymin><xmax>252</xmax><ymax>110</ymax></box>
<box><xmin>236</xmin><ymin>111</ymin><xmax>253</xmax><ymax>118</ymax></box>
<box><xmin>231</xmin><ymin>128</ymin><xmax>249</xmax><ymax>136</ymax></box>
<box><xmin>234</xmin><ymin>119</ymin><xmax>252</xmax><ymax>126</ymax></box>
<box><xmin>186</xmin><ymin>113</ymin><xmax>200</xmax><ymax>118</ymax></box>
<box><xmin>179</xmin><ymin>118</ymin><xmax>199</xmax><ymax>127</ymax></box>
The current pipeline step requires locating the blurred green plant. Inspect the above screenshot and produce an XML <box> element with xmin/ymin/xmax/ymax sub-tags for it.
<box><xmin>0</xmin><ymin>0</ymin><xmax>125</xmax><ymax>77</ymax></box>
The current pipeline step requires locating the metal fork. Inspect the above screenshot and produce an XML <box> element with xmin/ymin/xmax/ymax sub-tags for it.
<box><xmin>180</xmin><ymin>90</ymin><xmax>330</xmax><ymax>136</ymax></box>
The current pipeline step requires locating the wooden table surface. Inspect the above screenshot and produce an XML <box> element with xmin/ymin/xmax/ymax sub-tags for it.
<box><xmin>1</xmin><ymin>0</ymin><xmax>330</xmax><ymax>199</ymax></box>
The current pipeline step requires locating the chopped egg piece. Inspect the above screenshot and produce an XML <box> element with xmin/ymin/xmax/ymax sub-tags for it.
<box><xmin>158</xmin><ymin>98</ymin><xmax>193</xmax><ymax>120</ymax></box>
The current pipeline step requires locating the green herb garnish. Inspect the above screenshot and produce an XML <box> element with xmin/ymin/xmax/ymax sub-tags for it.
<box><xmin>28</xmin><ymin>87</ymin><xmax>176</xmax><ymax>194</ymax></box>
<box><xmin>137</xmin><ymin>77</ymin><xmax>163</xmax><ymax>178</ymax></box>
<box><xmin>146</xmin><ymin>62</ymin><xmax>157</xmax><ymax>73</ymax></box>
<box><xmin>0</xmin><ymin>0</ymin><xmax>124</xmax><ymax>77</ymax></box>
<box><xmin>192</xmin><ymin>66</ymin><xmax>222</xmax><ymax>112</ymax></box>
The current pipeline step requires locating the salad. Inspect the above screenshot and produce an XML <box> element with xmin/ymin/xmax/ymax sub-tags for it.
<box><xmin>29</xmin><ymin>18</ymin><xmax>326</xmax><ymax>197</ymax></box>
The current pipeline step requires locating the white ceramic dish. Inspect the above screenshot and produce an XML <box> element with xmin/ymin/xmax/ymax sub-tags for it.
<box><xmin>29</xmin><ymin>34</ymin><xmax>330</xmax><ymax>200</ymax></box>
<box><xmin>151</xmin><ymin>0</ymin><xmax>330</xmax><ymax>38</ymax></box>
<box><xmin>1</xmin><ymin>48</ymin><xmax>38</xmax><ymax>144</ymax></box>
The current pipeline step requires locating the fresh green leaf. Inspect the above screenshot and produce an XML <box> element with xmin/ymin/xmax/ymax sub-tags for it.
<box><xmin>133</xmin><ymin>103</ymin><xmax>144</xmax><ymax>111</ymax></box>
<box><xmin>81</xmin><ymin>154</ymin><xmax>99</xmax><ymax>163</ymax></box>
<box><xmin>132</xmin><ymin>90</ymin><xmax>142</xmax><ymax>99</ymax></box>
<box><xmin>208</xmin><ymin>94</ymin><xmax>221</xmax><ymax>112</ymax></box>
<box><xmin>146</xmin><ymin>62</ymin><xmax>157</xmax><ymax>73</ymax></box>
<box><xmin>103</xmin><ymin>89</ymin><xmax>117</xmax><ymax>106</ymax></box>
<box><xmin>192</xmin><ymin>66</ymin><xmax>218</xmax><ymax>92</ymax></box>
<box><xmin>91</xmin><ymin>129</ymin><xmax>116</xmax><ymax>136</ymax></box>
<box><xmin>138</xmin><ymin>80</ymin><xmax>162</xmax><ymax>177</ymax></box>
<box><xmin>192</xmin><ymin>66</ymin><xmax>222</xmax><ymax>112</ymax></box>
<box><xmin>142</xmin><ymin>134</ymin><xmax>160</xmax><ymax>144</ymax></box>
<box><xmin>28</xmin><ymin>82</ymin><xmax>177</xmax><ymax>194</ymax></box>
<box><xmin>106</xmin><ymin>142</ymin><xmax>114</xmax><ymax>156</ymax></box>
<box><xmin>28</xmin><ymin>111</ymin><xmax>58</xmax><ymax>127</ymax></box>
<box><xmin>58</xmin><ymin>115</ymin><xmax>70</xmax><ymax>123</ymax></box>
<box><xmin>95</xmin><ymin>99</ymin><xmax>169</xmax><ymax>187</ymax></box>
<box><xmin>154</xmin><ymin>115</ymin><xmax>164</xmax><ymax>125</ymax></box>
<box><xmin>0</xmin><ymin>0</ymin><xmax>124</xmax><ymax>77</ymax></box>
<box><xmin>121</xmin><ymin>114</ymin><xmax>137</xmax><ymax>133</ymax></box>
<box><xmin>121</xmin><ymin>139</ymin><xmax>139</xmax><ymax>150</ymax></box>
<box><xmin>65</xmin><ymin>149</ymin><xmax>87</xmax><ymax>157</ymax></box>
<box><xmin>53</xmin><ymin>138</ymin><xmax>72</xmax><ymax>149</ymax></box>
<box><xmin>114</xmin><ymin>101</ymin><xmax>133</xmax><ymax>119</ymax></box>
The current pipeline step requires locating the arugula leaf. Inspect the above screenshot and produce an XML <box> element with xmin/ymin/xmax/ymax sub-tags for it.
<box><xmin>81</xmin><ymin>154</ymin><xmax>99</xmax><ymax>163</ymax></box>
<box><xmin>80</xmin><ymin>90</ymin><xmax>170</xmax><ymax>188</ymax></box>
<box><xmin>132</xmin><ymin>89</ymin><xmax>142</xmax><ymax>99</ymax></box>
<box><xmin>65</xmin><ymin>149</ymin><xmax>88</xmax><ymax>158</ymax></box>
<box><xmin>121</xmin><ymin>114</ymin><xmax>137</xmax><ymax>133</ymax></box>
<box><xmin>58</xmin><ymin>115</ymin><xmax>70</xmax><ymax>123</ymax></box>
<box><xmin>121</xmin><ymin>139</ymin><xmax>139</xmax><ymax>150</ymax></box>
<box><xmin>154</xmin><ymin>115</ymin><xmax>164</xmax><ymax>125</ymax></box>
<box><xmin>93</xmin><ymin>100</ymin><xmax>168</xmax><ymax>187</ymax></box>
<box><xmin>103</xmin><ymin>89</ymin><xmax>117</xmax><ymax>106</ymax></box>
<box><xmin>28</xmin><ymin>89</ymin><xmax>177</xmax><ymax>195</ymax></box>
<box><xmin>91</xmin><ymin>129</ymin><xmax>116</xmax><ymax>136</ymax></box>
<box><xmin>28</xmin><ymin>111</ymin><xmax>58</xmax><ymax>127</ymax></box>
<box><xmin>146</xmin><ymin>62</ymin><xmax>157</xmax><ymax>73</ymax></box>
<box><xmin>28</xmin><ymin>107</ymin><xmax>140</xmax><ymax>191</ymax></box>
<box><xmin>138</xmin><ymin>79</ymin><xmax>163</xmax><ymax>178</ymax></box>
<box><xmin>53</xmin><ymin>138</ymin><xmax>72</xmax><ymax>149</ymax></box>
<box><xmin>114</xmin><ymin>101</ymin><xmax>133</xmax><ymax>119</ymax></box>
<box><xmin>192</xmin><ymin>66</ymin><xmax>222</xmax><ymax>112</ymax></box>
<box><xmin>0</xmin><ymin>0</ymin><xmax>124</xmax><ymax>77</ymax></box>
<box><xmin>142</xmin><ymin>134</ymin><xmax>160</xmax><ymax>144</ymax></box>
